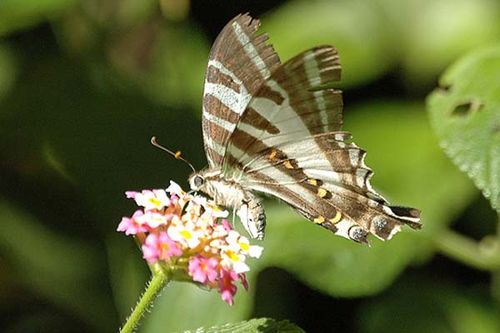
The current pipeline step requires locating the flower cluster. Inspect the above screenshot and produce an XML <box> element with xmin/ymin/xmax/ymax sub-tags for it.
<box><xmin>117</xmin><ymin>181</ymin><xmax>263</xmax><ymax>305</ymax></box>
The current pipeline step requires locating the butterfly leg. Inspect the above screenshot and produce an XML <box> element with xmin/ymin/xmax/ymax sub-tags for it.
<box><xmin>236</xmin><ymin>195</ymin><xmax>266</xmax><ymax>240</ymax></box>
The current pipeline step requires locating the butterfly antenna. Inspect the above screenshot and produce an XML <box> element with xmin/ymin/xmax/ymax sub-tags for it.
<box><xmin>150</xmin><ymin>136</ymin><xmax>196</xmax><ymax>172</ymax></box>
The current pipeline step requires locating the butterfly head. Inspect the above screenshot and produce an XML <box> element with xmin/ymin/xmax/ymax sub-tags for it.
<box><xmin>188</xmin><ymin>173</ymin><xmax>205</xmax><ymax>191</ymax></box>
<box><xmin>188</xmin><ymin>169</ymin><xmax>221</xmax><ymax>192</ymax></box>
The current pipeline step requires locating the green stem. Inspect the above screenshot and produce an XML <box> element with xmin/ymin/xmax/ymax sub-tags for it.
<box><xmin>119</xmin><ymin>269</ymin><xmax>171</xmax><ymax>333</ymax></box>
<box><xmin>433</xmin><ymin>230</ymin><xmax>500</xmax><ymax>271</ymax></box>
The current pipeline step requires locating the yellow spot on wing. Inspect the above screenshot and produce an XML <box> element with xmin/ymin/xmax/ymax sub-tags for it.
<box><xmin>268</xmin><ymin>150</ymin><xmax>277</xmax><ymax>160</ymax></box>
<box><xmin>313</xmin><ymin>216</ymin><xmax>325</xmax><ymax>224</ymax></box>
<box><xmin>317</xmin><ymin>187</ymin><xmax>328</xmax><ymax>198</ymax></box>
<box><xmin>283</xmin><ymin>160</ymin><xmax>294</xmax><ymax>169</ymax></box>
<box><xmin>307</xmin><ymin>178</ymin><xmax>318</xmax><ymax>186</ymax></box>
<box><xmin>329</xmin><ymin>211</ymin><xmax>342</xmax><ymax>224</ymax></box>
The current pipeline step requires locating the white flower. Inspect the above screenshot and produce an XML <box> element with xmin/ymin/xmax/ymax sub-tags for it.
<box><xmin>133</xmin><ymin>189</ymin><xmax>170</xmax><ymax>211</ymax></box>
<box><xmin>134</xmin><ymin>211</ymin><xmax>168</xmax><ymax>228</ymax></box>
<box><xmin>221</xmin><ymin>248</ymin><xmax>250</xmax><ymax>273</ymax></box>
<box><xmin>226</xmin><ymin>230</ymin><xmax>263</xmax><ymax>259</ymax></box>
<box><xmin>167</xmin><ymin>218</ymin><xmax>203</xmax><ymax>249</ymax></box>
<box><xmin>166</xmin><ymin>181</ymin><xmax>185</xmax><ymax>196</ymax></box>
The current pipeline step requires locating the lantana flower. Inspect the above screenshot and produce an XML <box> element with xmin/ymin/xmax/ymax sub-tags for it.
<box><xmin>117</xmin><ymin>181</ymin><xmax>263</xmax><ymax>305</ymax></box>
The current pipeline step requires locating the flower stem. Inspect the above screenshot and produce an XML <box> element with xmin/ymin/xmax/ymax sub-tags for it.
<box><xmin>119</xmin><ymin>269</ymin><xmax>170</xmax><ymax>333</ymax></box>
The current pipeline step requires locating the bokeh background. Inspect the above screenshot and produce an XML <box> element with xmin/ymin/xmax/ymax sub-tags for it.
<box><xmin>1</xmin><ymin>0</ymin><xmax>499</xmax><ymax>332</ymax></box>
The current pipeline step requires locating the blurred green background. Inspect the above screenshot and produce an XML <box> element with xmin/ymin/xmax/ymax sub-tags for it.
<box><xmin>0</xmin><ymin>0</ymin><xmax>499</xmax><ymax>332</ymax></box>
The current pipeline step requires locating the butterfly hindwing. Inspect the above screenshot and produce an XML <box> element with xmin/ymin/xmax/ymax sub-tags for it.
<box><xmin>222</xmin><ymin>45</ymin><xmax>421</xmax><ymax>242</ymax></box>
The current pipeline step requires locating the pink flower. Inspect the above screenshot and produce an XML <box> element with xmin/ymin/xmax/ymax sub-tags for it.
<box><xmin>117</xmin><ymin>210</ymin><xmax>148</xmax><ymax>235</ymax></box>
<box><xmin>142</xmin><ymin>232</ymin><xmax>182</xmax><ymax>264</ymax></box>
<box><xmin>221</xmin><ymin>219</ymin><xmax>232</xmax><ymax>231</ymax></box>
<box><xmin>188</xmin><ymin>255</ymin><xmax>219</xmax><ymax>284</ymax></box>
<box><xmin>219</xmin><ymin>269</ymin><xmax>238</xmax><ymax>305</ymax></box>
<box><xmin>239</xmin><ymin>273</ymin><xmax>248</xmax><ymax>290</ymax></box>
<box><xmin>118</xmin><ymin>182</ymin><xmax>263</xmax><ymax>305</ymax></box>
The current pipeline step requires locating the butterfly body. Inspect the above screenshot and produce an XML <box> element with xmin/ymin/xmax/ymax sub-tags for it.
<box><xmin>193</xmin><ymin>13</ymin><xmax>421</xmax><ymax>243</ymax></box>
<box><xmin>189</xmin><ymin>170</ymin><xmax>266</xmax><ymax>239</ymax></box>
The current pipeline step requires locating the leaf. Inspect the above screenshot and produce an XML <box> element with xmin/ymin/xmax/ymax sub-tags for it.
<box><xmin>179</xmin><ymin>318</ymin><xmax>305</xmax><ymax>333</ymax></box>
<box><xmin>358</xmin><ymin>277</ymin><xmax>500</xmax><ymax>333</ymax></box>
<box><xmin>0</xmin><ymin>43</ymin><xmax>18</xmax><ymax>102</ymax></box>
<box><xmin>0</xmin><ymin>0</ymin><xmax>77</xmax><ymax>36</ymax></box>
<box><xmin>427</xmin><ymin>45</ymin><xmax>500</xmax><ymax>211</ymax></box>
<box><xmin>142</xmin><ymin>274</ymin><xmax>257</xmax><ymax>333</ymax></box>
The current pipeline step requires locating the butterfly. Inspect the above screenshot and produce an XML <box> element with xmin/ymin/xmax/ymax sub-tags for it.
<box><xmin>186</xmin><ymin>13</ymin><xmax>421</xmax><ymax>243</ymax></box>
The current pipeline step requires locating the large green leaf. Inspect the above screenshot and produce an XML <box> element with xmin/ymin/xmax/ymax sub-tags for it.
<box><xmin>180</xmin><ymin>318</ymin><xmax>305</xmax><ymax>333</ymax></box>
<box><xmin>427</xmin><ymin>45</ymin><xmax>500</xmax><ymax>212</ymax></box>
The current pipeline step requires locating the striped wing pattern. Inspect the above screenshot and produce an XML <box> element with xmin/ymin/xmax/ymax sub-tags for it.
<box><xmin>202</xmin><ymin>14</ymin><xmax>281</xmax><ymax>168</ymax></box>
<box><xmin>202</xmin><ymin>14</ymin><xmax>421</xmax><ymax>243</ymax></box>
<box><xmin>222</xmin><ymin>46</ymin><xmax>421</xmax><ymax>243</ymax></box>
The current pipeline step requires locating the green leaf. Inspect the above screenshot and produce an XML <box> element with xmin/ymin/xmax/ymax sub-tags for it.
<box><xmin>262</xmin><ymin>0</ymin><xmax>398</xmax><ymax>88</ymax></box>
<box><xmin>179</xmin><ymin>318</ymin><xmax>305</xmax><ymax>333</ymax></box>
<box><xmin>140</xmin><ymin>24</ymin><xmax>208</xmax><ymax>110</ymax></box>
<box><xmin>0</xmin><ymin>43</ymin><xmax>18</xmax><ymax>102</ymax></box>
<box><xmin>0</xmin><ymin>0</ymin><xmax>77</xmax><ymax>36</ymax></box>
<box><xmin>359</xmin><ymin>277</ymin><xmax>500</xmax><ymax>333</ymax></box>
<box><xmin>427</xmin><ymin>45</ymin><xmax>500</xmax><ymax>212</ymax></box>
<box><xmin>142</xmin><ymin>274</ymin><xmax>257</xmax><ymax>333</ymax></box>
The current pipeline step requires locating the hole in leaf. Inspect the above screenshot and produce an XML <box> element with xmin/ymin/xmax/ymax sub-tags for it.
<box><xmin>492</xmin><ymin>121</ymin><xmax>500</xmax><ymax>134</ymax></box>
<box><xmin>438</xmin><ymin>83</ymin><xmax>452</xmax><ymax>93</ymax></box>
<box><xmin>452</xmin><ymin>100</ymin><xmax>483</xmax><ymax>116</ymax></box>
<box><xmin>453</xmin><ymin>103</ymin><xmax>471</xmax><ymax>116</ymax></box>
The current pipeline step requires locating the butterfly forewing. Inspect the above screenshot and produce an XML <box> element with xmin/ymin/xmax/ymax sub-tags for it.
<box><xmin>202</xmin><ymin>13</ymin><xmax>281</xmax><ymax>168</ymax></box>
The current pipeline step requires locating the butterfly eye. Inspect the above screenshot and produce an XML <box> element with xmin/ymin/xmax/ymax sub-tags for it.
<box><xmin>193</xmin><ymin>175</ymin><xmax>204</xmax><ymax>188</ymax></box>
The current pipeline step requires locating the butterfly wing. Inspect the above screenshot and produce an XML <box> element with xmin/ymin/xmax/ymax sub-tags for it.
<box><xmin>202</xmin><ymin>13</ymin><xmax>281</xmax><ymax>167</ymax></box>
<box><xmin>223</xmin><ymin>46</ymin><xmax>421</xmax><ymax>243</ymax></box>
